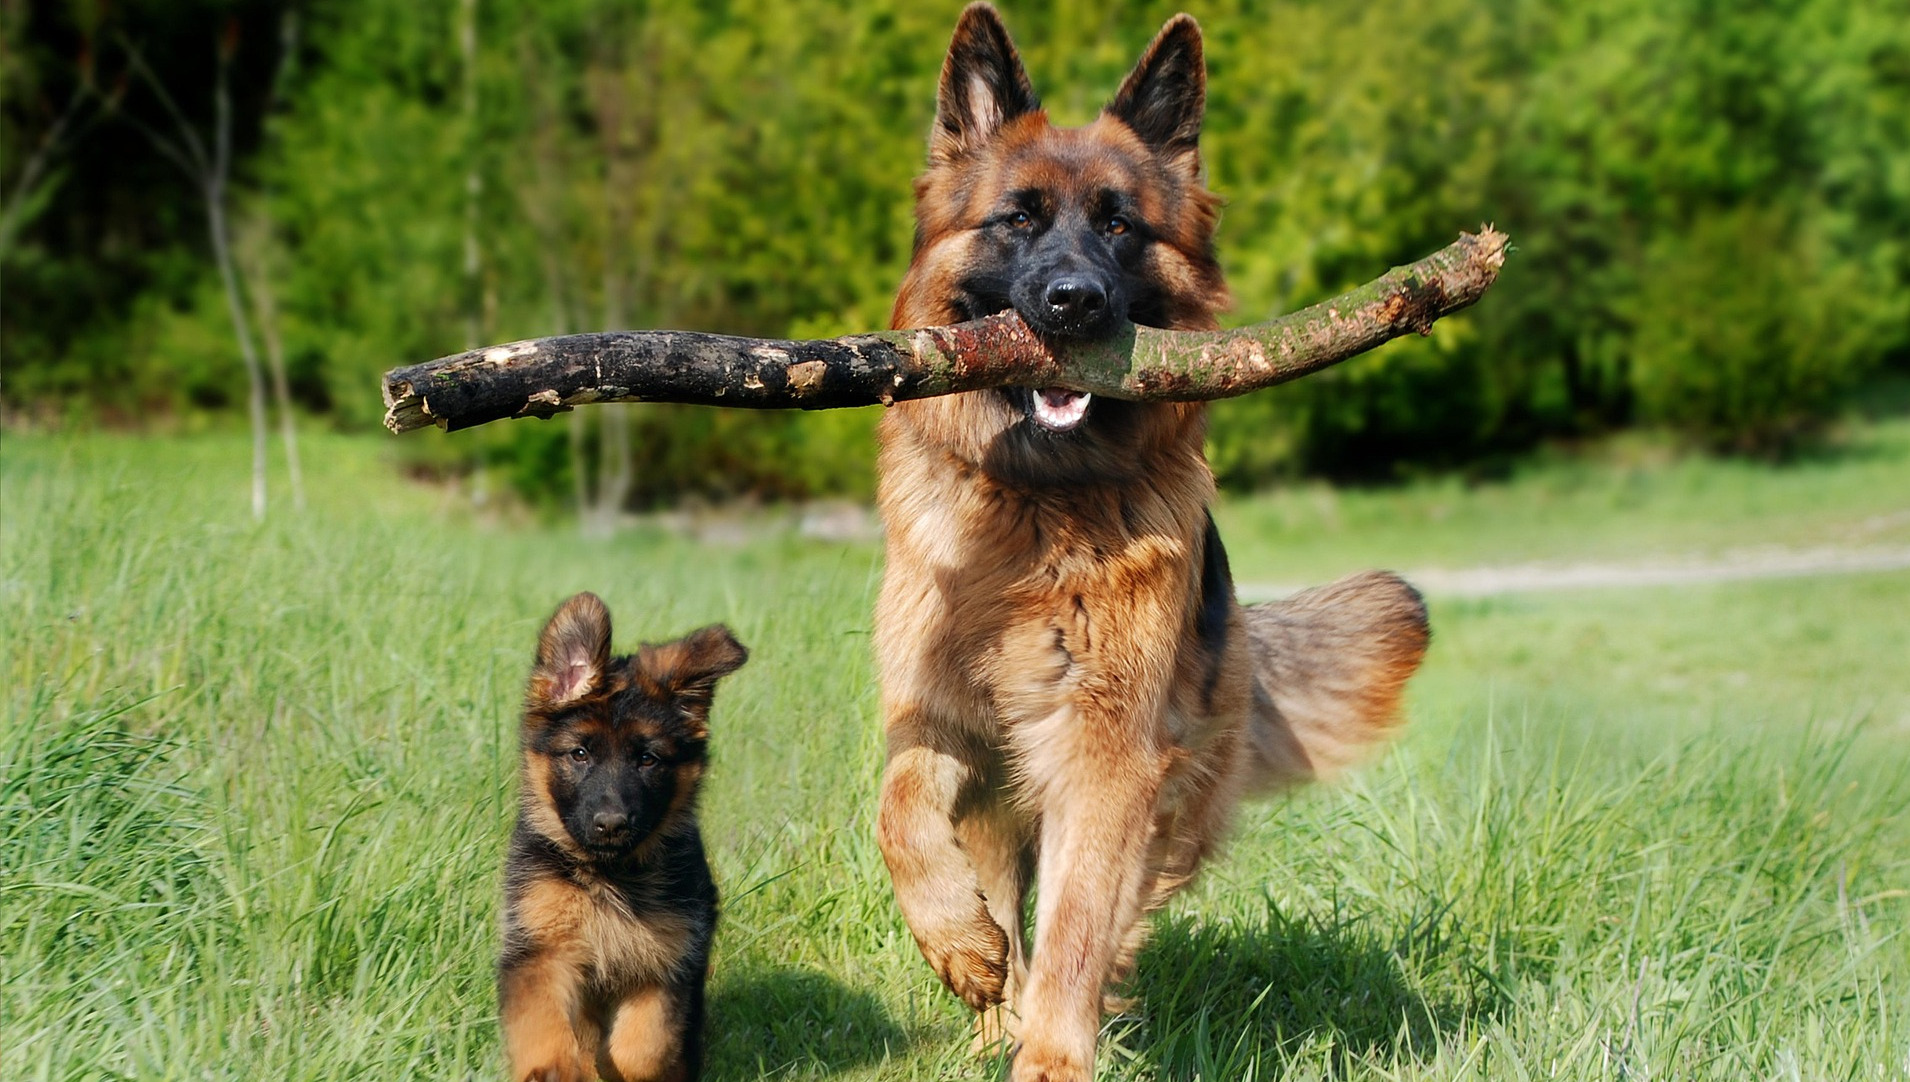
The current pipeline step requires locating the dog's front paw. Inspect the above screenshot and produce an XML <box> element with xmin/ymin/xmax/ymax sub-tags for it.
<box><xmin>922</xmin><ymin>911</ymin><xmax>1009</xmax><ymax>1011</ymax></box>
<box><xmin>1010</xmin><ymin>1041</ymin><xmax>1090</xmax><ymax>1082</ymax></box>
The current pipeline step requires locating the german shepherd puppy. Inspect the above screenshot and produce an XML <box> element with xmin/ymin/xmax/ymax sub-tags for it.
<box><xmin>873</xmin><ymin>6</ymin><xmax>1430</xmax><ymax>1079</ymax></box>
<box><xmin>499</xmin><ymin>593</ymin><xmax>747</xmax><ymax>1082</ymax></box>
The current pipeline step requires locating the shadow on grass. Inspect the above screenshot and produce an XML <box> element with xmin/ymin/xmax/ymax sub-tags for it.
<box><xmin>1115</xmin><ymin>895</ymin><xmax>1508</xmax><ymax>1076</ymax></box>
<box><xmin>705</xmin><ymin>965</ymin><xmax>907</xmax><ymax>1079</ymax></box>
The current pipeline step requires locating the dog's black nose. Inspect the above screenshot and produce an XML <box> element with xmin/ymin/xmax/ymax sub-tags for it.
<box><xmin>591</xmin><ymin>811</ymin><xmax>628</xmax><ymax>838</ymax></box>
<box><xmin>1045</xmin><ymin>277</ymin><xmax>1106</xmax><ymax>322</ymax></box>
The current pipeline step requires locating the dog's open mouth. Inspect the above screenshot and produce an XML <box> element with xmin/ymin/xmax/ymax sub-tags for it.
<box><xmin>1030</xmin><ymin>388</ymin><xmax>1092</xmax><ymax>432</ymax></box>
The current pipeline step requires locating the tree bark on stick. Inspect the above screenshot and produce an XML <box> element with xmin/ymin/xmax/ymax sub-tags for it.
<box><xmin>383</xmin><ymin>227</ymin><xmax>1509</xmax><ymax>435</ymax></box>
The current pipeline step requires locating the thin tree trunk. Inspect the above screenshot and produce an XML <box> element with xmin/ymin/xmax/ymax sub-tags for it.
<box><xmin>511</xmin><ymin>28</ymin><xmax>594</xmax><ymax>525</ymax></box>
<box><xmin>244</xmin><ymin>225</ymin><xmax>305</xmax><ymax>511</ymax></box>
<box><xmin>244</xmin><ymin>10</ymin><xmax>305</xmax><ymax>512</ymax></box>
<box><xmin>594</xmin><ymin>289</ymin><xmax>633</xmax><ymax>528</ymax></box>
<box><xmin>588</xmin><ymin>49</ymin><xmax>641</xmax><ymax>530</ymax></box>
<box><xmin>208</xmin><ymin>188</ymin><xmax>269</xmax><ymax>520</ymax></box>
<box><xmin>207</xmin><ymin>53</ymin><xmax>269</xmax><ymax>520</ymax></box>
<box><xmin>0</xmin><ymin>80</ymin><xmax>103</xmax><ymax>261</ymax></box>
<box><xmin>460</xmin><ymin>0</ymin><xmax>482</xmax><ymax>352</ymax></box>
<box><xmin>543</xmin><ymin>245</ymin><xmax>592</xmax><ymax>522</ymax></box>
<box><xmin>118</xmin><ymin>31</ymin><xmax>271</xmax><ymax>518</ymax></box>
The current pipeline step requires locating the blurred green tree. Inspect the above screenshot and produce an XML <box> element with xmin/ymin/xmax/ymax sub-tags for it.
<box><xmin>4</xmin><ymin>0</ymin><xmax>1906</xmax><ymax>503</ymax></box>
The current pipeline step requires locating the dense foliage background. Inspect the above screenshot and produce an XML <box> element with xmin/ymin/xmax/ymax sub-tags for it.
<box><xmin>5</xmin><ymin>0</ymin><xmax>1908</xmax><ymax>505</ymax></box>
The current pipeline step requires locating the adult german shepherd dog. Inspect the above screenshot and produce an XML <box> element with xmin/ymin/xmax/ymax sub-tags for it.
<box><xmin>499</xmin><ymin>593</ymin><xmax>748</xmax><ymax>1082</ymax></box>
<box><xmin>874</xmin><ymin>6</ymin><xmax>1430</xmax><ymax>1078</ymax></box>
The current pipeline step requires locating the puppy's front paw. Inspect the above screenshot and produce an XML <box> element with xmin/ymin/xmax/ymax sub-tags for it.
<box><xmin>921</xmin><ymin>909</ymin><xmax>1009</xmax><ymax>1011</ymax></box>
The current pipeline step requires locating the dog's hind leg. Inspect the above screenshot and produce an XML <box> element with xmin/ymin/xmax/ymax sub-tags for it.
<box><xmin>877</xmin><ymin>715</ymin><xmax>1011</xmax><ymax>1011</ymax></box>
<box><xmin>957</xmin><ymin>793</ymin><xmax>1033</xmax><ymax>1053</ymax></box>
<box><xmin>1103</xmin><ymin>719</ymin><xmax>1246</xmax><ymax>1005</ymax></box>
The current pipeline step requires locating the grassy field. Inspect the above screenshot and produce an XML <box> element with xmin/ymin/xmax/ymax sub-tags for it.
<box><xmin>3</xmin><ymin>421</ymin><xmax>1907</xmax><ymax>1081</ymax></box>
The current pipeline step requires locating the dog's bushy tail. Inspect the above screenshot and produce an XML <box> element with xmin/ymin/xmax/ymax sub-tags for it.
<box><xmin>1238</xmin><ymin>570</ymin><xmax>1430</xmax><ymax>789</ymax></box>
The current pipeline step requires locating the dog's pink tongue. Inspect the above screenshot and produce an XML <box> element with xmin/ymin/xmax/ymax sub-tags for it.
<box><xmin>1033</xmin><ymin>388</ymin><xmax>1091</xmax><ymax>430</ymax></box>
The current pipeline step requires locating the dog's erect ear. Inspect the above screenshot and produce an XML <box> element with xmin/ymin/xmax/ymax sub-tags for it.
<box><xmin>1105</xmin><ymin>14</ymin><xmax>1206</xmax><ymax>177</ymax></box>
<box><xmin>640</xmin><ymin>625</ymin><xmax>748</xmax><ymax>730</ymax></box>
<box><xmin>529</xmin><ymin>593</ymin><xmax>612</xmax><ymax>707</ymax></box>
<box><xmin>931</xmin><ymin>3</ymin><xmax>1040</xmax><ymax>164</ymax></box>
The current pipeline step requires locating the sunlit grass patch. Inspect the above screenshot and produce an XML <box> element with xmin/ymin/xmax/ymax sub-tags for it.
<box><xmin>3</xmin><ymin>428</ymin><xmax>1905</xmax><ymax>1080</ymax></box>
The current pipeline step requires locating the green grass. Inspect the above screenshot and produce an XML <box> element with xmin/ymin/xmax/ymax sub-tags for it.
<box><xmin>3</xmin><ymin>424</ymin><xmax>1906</xmax><ymax>1080</ymax></box>
<box><xmin>1210</xmin><ymin>418</ymin><xmax>1910</xmax><ymax>583</ymax></box>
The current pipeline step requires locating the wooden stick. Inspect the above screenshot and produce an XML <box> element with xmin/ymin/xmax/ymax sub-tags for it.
<box><xmin>382</xmin><ymin>226</ymin><xmax>1508</xmax><ymax>434</ymax></box>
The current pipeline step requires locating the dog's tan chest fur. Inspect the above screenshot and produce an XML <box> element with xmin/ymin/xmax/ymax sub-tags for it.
<box><xmin>876</xmin><ymin>416</ymin><xmax>1219</xmax><ymax>735</ymax></box>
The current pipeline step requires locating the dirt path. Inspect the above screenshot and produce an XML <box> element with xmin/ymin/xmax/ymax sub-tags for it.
<box><xmin>1237</xmin><ymin>545</ymin><xmax>1910</xmax><ymax>601</ymax></box>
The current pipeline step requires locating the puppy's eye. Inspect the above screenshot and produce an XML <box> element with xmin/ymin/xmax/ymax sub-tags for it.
<box><xmin>1106</xmin><ymin>216</ymin><xmax>1131</xmax><ymax>236</ymax></box>
<box><xmin>1008</xmin><ymin>211</ymin><xmax>1032</xmax><ymax>229</ymax></box>
<box><xmin>638</xmin><ymin>752</ymin><xmax>659</xmax><ymax>767</ymax></box>
<box><xmin>568</xmin><ymin>746</ymin><xmax>590</xmax><ymax>763</ymax></box>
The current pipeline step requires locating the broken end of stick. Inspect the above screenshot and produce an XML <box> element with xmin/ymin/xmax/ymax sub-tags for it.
<box><xmin>1359</xmin><ymin>225</ymin><xmax>1512</xmax><ymax>344</ymax></box>
<box><xmin>1412</xmin><ymin>224</ymin><xmax>1512</xmax><ymax>331</ymax></box>
<box><xmin>1469</xmin><ymin>223</ymin><xmax>1511</xmax><ymax>269</ymax></box>
<box><xmin>381</xmin><ymin>378</ymin><xmax>442</xmax><ymax>434</ymax></box>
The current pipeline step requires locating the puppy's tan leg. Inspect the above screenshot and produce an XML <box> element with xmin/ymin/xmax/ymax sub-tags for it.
<box><xmin>877</xmin><ymin>715</ymin><xmax>1009</xmax><ymax>1011</ymax></box>
<box><xmin>1011</xmin><ymin>719</ymin><xmax>1165</xmax><ymax>1082</ymax></box>
<box><xmin>600</xmin><ymin>985</ymin><xmax>685</xmax><ymax>1082</ymax></box>
<box><xmin>500</xmin><ymin>953</ymin><xmax>592</xmax><ymax>1082</ymax></box>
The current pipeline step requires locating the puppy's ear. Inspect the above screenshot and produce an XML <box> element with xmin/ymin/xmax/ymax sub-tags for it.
<box><xmin>931</xmin><ymin>3</ymin><xmax>1040</xmax><ymax>164</ymax></box>
<box><xmin>529</xmin><ymin>593</ymin><xmax>612</xmax><ymax>708</ymax></box>
<box><xmin>640</xmin><ymin>625</ymin><xmax>748</xmax><ymax>733</ymax></box>
<box><xmin>1105</xmin><ymin>14</ymin><xmax>1207</xmax><ymax>178</ymax></box>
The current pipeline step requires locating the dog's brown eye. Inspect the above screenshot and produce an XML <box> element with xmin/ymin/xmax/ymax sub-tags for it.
<box><xmin>568</xmin><ymin>746</ymin><xmax>590</xmax><ymax>763</ymax></box>
<box><xmin>638</xmin><ymin>752</ymin><xmax>658</xmax><ymax>767</ymax></box>
<box><xmin>1009</xmin><ymin>211</ymin><xmax>1032</xmax><ymax>229</ymax></box>
<box><xmin>1106</xmin><ymin>216</ymin><xmax>1131</xmax><ymax>236</ymax></box>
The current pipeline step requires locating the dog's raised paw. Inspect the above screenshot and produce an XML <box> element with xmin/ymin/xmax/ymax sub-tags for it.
<box><xmin>927</xmin><ymin>916</ymin><xmax>1009</xmax><ymax>1011</ymax></box>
